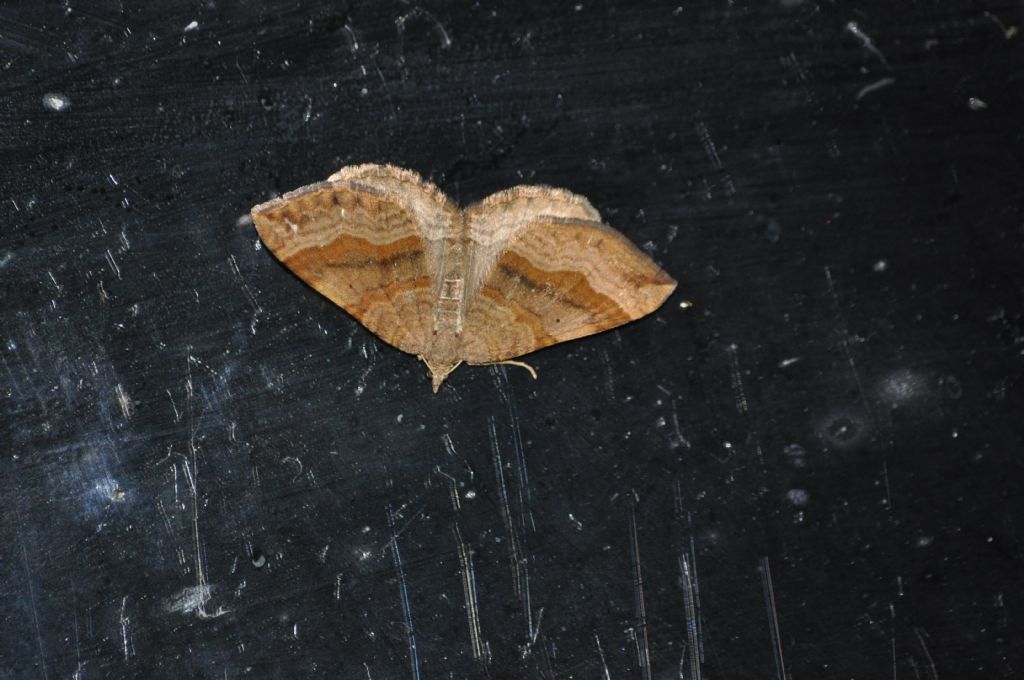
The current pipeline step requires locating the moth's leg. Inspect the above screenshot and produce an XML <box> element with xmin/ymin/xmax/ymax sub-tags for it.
<box><xmin>479</xmin><ymin>359</ymin><xmax>538</xmax><ymax>380</ymax></box>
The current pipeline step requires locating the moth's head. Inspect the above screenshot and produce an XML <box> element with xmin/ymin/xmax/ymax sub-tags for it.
<box><xmin>421</xmin><ymin>358</ymin><xmax>462</xmax><ymax>393</ymax></box>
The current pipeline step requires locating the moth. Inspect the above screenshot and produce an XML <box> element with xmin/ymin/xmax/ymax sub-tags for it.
<box><xmin>251</xmin><ymin>164</ymin><xmax>676</xmax><ymax>391</ymax></box>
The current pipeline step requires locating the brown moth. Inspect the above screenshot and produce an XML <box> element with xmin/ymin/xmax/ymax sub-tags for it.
<box><xmin>251</xmin><ymin>164</ymin><xmax>676</xmax><ymax>392</ymax></box>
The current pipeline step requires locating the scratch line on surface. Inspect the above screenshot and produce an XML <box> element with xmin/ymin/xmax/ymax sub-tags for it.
<box><xmin>892</xmin><ymin>635</ymin><xmax>898</xmax><ymax>680</ymax></box>
<box><xmin>846</xmin><ymin>21</ymin><xmax>890</xmax><ymax>67</ymax></box>
<box><xmin>824</xmin><ymin>267</ymin><xmax>876</xmax><ymax>428</ymax></box>
<box><xmin>983</xmin><ymin>11</ymin><xmax>1018</xmax><ymax>39</ymax></box>
<box><xmin>490</xmin><ymin>416</ymin><xmax>533</xmax><ymax>640</ymax></box>
<box><xmin>454</xmin><ymin>524</ymin><xmax>484</xmax><ymax>660</ymax></box>
<box><xmin>115</xmin><ymin>383</ymin><xmax>133</xmax><ymax>420</ymax></box>
<box><xmin>670</xmin><ymin>400</ymin><xmax>692</xmax><ymax>449</ymax></box>
<box><xmin>629</xmin><ymin>505</ymin><xmax>652</xmax><ymax>680</ymax></box>
<box><xmin>599</xmin><ymin>347</ymin><xmax>617</xmax><ymax>398</ymax></box>
<box><xmin>17</xmin><ymin>519</ymin><xmax>50</xmax><ymax>680</ymax></box>
<box><xmin>387</xmin><ymin>504</ymin><xmax>421</xmax><ymax>680</ymax></box>
<box><xmin>395</xmin><ymin>6</ymin><xmax>452</xmax><ymax>62</ymax></box>
<box><xmin>594</xmin><ymin>634</ymin><xmax>612</xmax><ymax>680</ymax></box>
<box><xmin>760</xmin><ymin>557</ymin><xmax>787</xmax><ymax>680</ymax></box>
<box><xmin>695</xmin><ymin>121</ymin><xmax>722</xmax><ymax>169</ymax></box>
<box><xmin>883</xmin><ymin>461</ymin><xmax>893</xmax><ymax>511</ymax></box>
<box><xmin>105</xmin><ymin>248</ymin><xmax>122</xmax><ymax>279</ymax></box>
<box><xmin>914</xmin><ymin>628</ymin><xmax>939</xmax><ymax>680</ymax></box>
<box><xmin>182</xmin><ymin>350</ymin><xmax>227</xmax><ymax>619</ymax></box>
<box><xmin>493</xmin><ymin>366</ymin><xmax>535</xmax><ymax>531</ymax></box>
<box><xmin>435</xmin><ymin>465</ymin><xmax>461</xmax><ymax>511</ymax></box>
<box><xmin>228</xmin><ymin>254</ymin><xmax>263</xmax><ymax>334</ymax></box>
<box><xmin>673</xmin><ymin>479</ymin><xmax>684</xmax><ymax>518</ymax></box>
<box><xmin>156</xmin><ymin>499</ymin><xmax>187</xmax><ymax>567</ymax></box>
<box><xmin>679</xmin><ymin>554</ymin><xmax>702</xmax><ymax>680</ymax></box>
<box><xmin>340</xmin><ymin>23</ymin><xmax>359</xmax><ymax>52</ymax></box>
<box><xmin>690</xmin><ymin>534</ymin><xmax>706</xmax><ymax>662</ymax></box>
<box><xmin>119</xmin><ymin>596</ymin><xmax>133</xmax><ymax>660</ymax></box>
<box><xmin>727</xmin><ymin>344</ymin><xmax>749</xmax><ymax>414</ymax></box>
<box><xmin>856</xmin><ymin>76</ymin><xmax>896</xmax><ymax>100</ymax></box>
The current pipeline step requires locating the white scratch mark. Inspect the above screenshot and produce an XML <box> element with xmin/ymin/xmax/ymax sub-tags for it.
<box><xmin>983</xmin><ymin>11</ymin><xmax>1018</xmax><ymax>39</ymax></box>
<box><xmin>166</xmin><ymin>388</ymin><xmax>181</xmax><ymax>422</ymax></box>
<box><xmin>17</xmin><ymin>520</ymin><xmax>50</xmax><ymax>680</ymax></box>
<box><xmin>695</xmin><ymin>121</ymin><xmax>722</xmax><ymax>168</ymax></box>
<box><xmin>395</xmin><ymin>7</ymin><xmax>452</xmax><ymax>61</ymax></box>
<box><xmin>824</xmin><ymin>267</ymin><xmax>875</xmax><ymax>427</ymax></box>
<box><xmin>165</xmin><ymin>585</ymin><xmax>214</xmax><ymax>615</ymax></box>
<box><xmin>629</xmin><ymin>505</ymin><xmax>652</xmax><ymax>680</ymax></box>
<box><xmin>883</xmin><ymin>461</ymin><xmax>893</xmax><ymax>511</ymax></box>
<box><xmin>341</xmin><ymin>23</ymin><xmax>359</xmax><ymax>52</ymax></box>
<box><xmin>115</xmin><ymin>383</ymin><xmax>133</xmax><ymax>420</ymax></box>
<box><xmin>387</xmin><ymin>505</ymin><xmax>421</xmax><ymax>680</ymax></box>
<box><xmin>119</xmin><ymin>596</ymin><xmax>133</xmax><ymax>660</ymax></box>
<box><xmin>679</xmin><ymin>553</ymin><xmax>703</xmax><ymax>680</ymax></box>
<box><xmin>846</xmin><ymin>21</ymin><xmax>889</xmax><ymax>67</ymax></box>
<box><xmin>281</xmin><ymin>455</ymin><xmax>303</xmax><ymax>482</ymax></box>
<box><xmin>183</xmin><ymin>20</ymin><xmax>199</xmax><ymax>32</ymax></box>
<box><xmin>493</xmin><ymin>366</ymin><xmax>535</xmax><ymax>531</ymax></box>
<box><xmin>669</xmin><ymin>400</ymin><xmax>692</xmax><ymax>449</ymax></box>
<box><xmin>727</xmin><ymin>344</ymin><xmax>749</xmax><ymax>414</ymax></box>
<box><xmin>105</xmin><ymin>248</ymin><xmax>122</xmax><ymax>279</ymax></box>
<box><xmin>228</xmin><ymin>254</ymin><xmax>262</xmax><ymax>334</ymax></box>
<box><xmin>594</xmin><ymin>633</ymin><xmax>612</xmax><ymax>680</ymax></box>
<box><xmin>182</xmin><ymin>350</ymin><xmax>228</xmax><ymax>620</ymax></box>
<box><xmin>760</xmin><ymin>557</ymin><xmax>787</xmax><ymax>680</ymax></box>
<box><xmin>454</xmin><ymin>524</ymin><xmax>484</xmax><ymax>660</ymax></box>
<box><xmin>856</xmin><ymin>76</ymin><xmax>896</xmax><ymax>100</ymax></box>
<box><xmin>778</xmin><ymin>356</ymin><xmax>801</xmax><ymax>368</ymax></box>
<box><xmin>490</xmin><ymin>416</ymin><xmax>533</xmax><ymax>641</ymax></box>
<box><xmin>914</xmin><ymin>627</ymin><xmax>939</xmax><ymax>680</ymax></box>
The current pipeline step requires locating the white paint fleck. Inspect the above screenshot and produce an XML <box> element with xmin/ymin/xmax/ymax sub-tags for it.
<box><xmin>42</xmin><ymin>92</ymin><xmax>71</xmax><ymax>112</ymax></box>
<box><xmin>184</xmin><ymin>20</ymin><xmax>199</xmax><ymax>32</ymax></box>
<box><xmin>873</xmin><ymin>259</ymin><xmax>888</xmax><ymax>272</ymax></box>
<box><xmin>968</xmin><ymin>97</ymin><xmax>988</xmax><ymax>111</ymax></box>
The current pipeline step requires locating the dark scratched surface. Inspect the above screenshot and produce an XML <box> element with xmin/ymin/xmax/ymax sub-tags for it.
<box><xmin>2</xmin><ymin>1</ymin><xmax>1023</xmax><ymax>678</ymax></box>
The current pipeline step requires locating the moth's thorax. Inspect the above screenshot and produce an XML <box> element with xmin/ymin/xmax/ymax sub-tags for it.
<box><xmin>424</xmin><ymin>213</ymin><xmax>469</xmax><ymax>364</ymax></box>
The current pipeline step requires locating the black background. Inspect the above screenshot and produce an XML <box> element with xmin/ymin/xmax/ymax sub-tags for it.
<box><xmin>2</xmin><ymin>1</ymin><xmax>1022</xmax><ymax>678</ymax></box>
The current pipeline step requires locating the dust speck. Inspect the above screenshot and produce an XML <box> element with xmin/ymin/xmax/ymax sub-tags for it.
<box><xmin>785</xmin><ymin>489</ymin><xmax>810</xmax><ymax>506</ymax></box>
